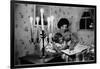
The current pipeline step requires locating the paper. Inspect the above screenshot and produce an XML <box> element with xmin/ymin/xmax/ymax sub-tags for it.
<box><xmin>61</xmin><ymin>43</ymin><xmax>89</xmax><ymax>55</ymax></box>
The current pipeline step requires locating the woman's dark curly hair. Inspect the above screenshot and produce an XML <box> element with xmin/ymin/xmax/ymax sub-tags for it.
<box><xmin>57</xmin><ymin>18</ymin><xmax>70</xmax><ymax>29</ymax></box>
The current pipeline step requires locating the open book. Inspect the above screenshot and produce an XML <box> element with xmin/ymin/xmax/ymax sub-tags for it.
<box><xmin>61</xmin><ymin>43</ymin><xmax>89</xmax><ymax>55</ymax></box>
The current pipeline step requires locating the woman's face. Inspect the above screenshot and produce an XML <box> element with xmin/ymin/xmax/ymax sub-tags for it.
<box><xmin>61</xmin><ymin>25</ymin><xmax>67</xmax><ymax>31</ymax></box>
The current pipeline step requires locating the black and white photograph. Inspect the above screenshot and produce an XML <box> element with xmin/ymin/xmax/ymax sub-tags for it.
<box><xmin>11</xmin><ymin>0</ymin><xmax>96</xmax><ymax>68</ymax></box>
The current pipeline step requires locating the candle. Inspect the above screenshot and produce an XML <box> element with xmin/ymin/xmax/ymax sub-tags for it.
<box><xmin>47</xmin><ymin>17</ymin><xmax>50</xmax><ymax>34</ymax></box>
<box><xmin>40</xmin><ymin>8</ymin><xmax>44</xmax><ymax>30</ymax></box>
<box><xmin>36</xmin><ymin>17</ymin><xmax>40</xmax><ymax>41</ymax></box>
<box><xmin>36</xmin><ymin>17</ymin><xmax>40</xmax><ymax>29</ymax></box>
<box><xmin>30</xmin><ymin>16</ymin><xmax>33</xmax><ymax>28</ymax></box>
<box><xmin>50</xmin><ymin>16</ymin><xmax>54</xmax><ymax>33</ymax></box>
<box><xmin>29</xmin><ymin>16</ymin><xmax>33</xmax><ymax>42</ymax></box>
<box><xmin>29</xmin><ymin>16</ymin><xmax>33</xmax><ymax>33</ymax></box>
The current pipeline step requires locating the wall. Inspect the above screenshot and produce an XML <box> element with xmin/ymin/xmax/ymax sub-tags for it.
<box><xmin>14</xmin><ymin>3</ymin><xmax>36</xmax><ymax>64</ymax></box>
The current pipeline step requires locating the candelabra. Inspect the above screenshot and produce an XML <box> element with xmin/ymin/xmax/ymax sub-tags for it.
<box><xmin>40</xmin><ymin>30</ymin><xmax>46</xmax><ymax>57</ymax></box>
<box><xmin>40</xmin><ymin>8</ymin><xmax>46</xmax><ymax>59</ymax></box>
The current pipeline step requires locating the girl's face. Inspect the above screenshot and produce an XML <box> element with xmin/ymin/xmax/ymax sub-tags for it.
<box><xmin>59</xmin><ymin>37</ymin><xmax>63</xmax><ymax>44</ymax></box>
<box><xmin>61</xmin><ymin>25</ymin><xmax>67</xmax><ymax>31</ymax></box>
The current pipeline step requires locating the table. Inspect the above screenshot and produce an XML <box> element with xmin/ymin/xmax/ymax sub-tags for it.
<box><xmin>19</xmin><ymin>55</ymin><xmax>55</xmax><ymax>64</ymax></box>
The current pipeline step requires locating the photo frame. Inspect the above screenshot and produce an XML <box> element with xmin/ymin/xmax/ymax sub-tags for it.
<box><xmin>11</xmin><ymin>0</ymin><xmax>96</xmax><ymax>68</ymax></box>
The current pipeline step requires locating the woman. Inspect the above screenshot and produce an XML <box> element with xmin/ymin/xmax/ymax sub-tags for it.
<box><xmin>57</xmin><ymin>18</ymin><xmax>79</xmax><ymax>50</ymax></box>
<box><xmin>45</xmin><ymin>18</ymin><xmax>79</xmax><ymax>62</ymax></box>
<box><xmin>57</xmin><ymin>18</ymin><xmax>79</xmax><ymax>61</ymax></box>
<box><xmin>54</xmin><ymin>18</ymin><xmax>79</xmax><ymax>61</ymax></box>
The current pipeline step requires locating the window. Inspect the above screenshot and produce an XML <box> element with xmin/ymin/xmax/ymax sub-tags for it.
<box><xmin>80</xmin><ymin>9</ymin><xmax>95</xmax><ymax>30</ymax></box>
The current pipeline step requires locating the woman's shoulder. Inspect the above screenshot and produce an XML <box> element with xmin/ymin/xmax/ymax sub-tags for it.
<box><xmin>63</xmin><ymin>31</ymin><xmax>71</xmax><ymax>36</ymax></box>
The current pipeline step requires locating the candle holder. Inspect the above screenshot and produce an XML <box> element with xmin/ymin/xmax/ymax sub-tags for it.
<box><xmin>40</xmin><ymin>30</ymin><xmax>46</xmax><ymax>58</ymax></box>
<box><xmin>40</xmin><ymin>8</ymin><xmax>46</xmax><ymax>59</ymax></box>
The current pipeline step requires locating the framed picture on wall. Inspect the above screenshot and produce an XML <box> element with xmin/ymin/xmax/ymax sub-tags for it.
<box><xmin>11</xmin><ymin>0</ymin><xmax>96</xmax><ymax>69</ymax></box>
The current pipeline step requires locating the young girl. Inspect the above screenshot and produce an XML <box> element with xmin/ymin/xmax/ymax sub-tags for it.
<box><xmin>45</xmin><ymin>33</ymin><xmax>66</xmax><ymax>62</ymax></box>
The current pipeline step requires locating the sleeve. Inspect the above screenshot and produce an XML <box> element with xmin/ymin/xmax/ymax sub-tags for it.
<box><xmin>63</xmin><ymin>32</ymin><xmax>71</xmax><ymax>42</ymax></box>
<box><xmin>45</xmin><ymin>43</ymin><xmax>56</xmax><ymax>53</ymax></box>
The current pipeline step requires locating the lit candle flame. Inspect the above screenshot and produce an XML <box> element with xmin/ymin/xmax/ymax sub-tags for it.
<box><xmin>36</xmin><ymin>17</ymin><xmax>40</xmax><ymax>25</ymax></box>
<box><xmin>47</xmin><ymin>17</ymin><xmax>50</xmax><ymax>22</ymax></box>
<box><xmin>50</xmin><ymin>16</ymin><xmax>54</xmax><ymax>21</ymax></box>
<box><xmin>40</xmin><ymin>8</ymin><xmax>44</xmax><ymax>14</ymax></box>
<box><xmin>30</xmin><ymin>16</ymin><xmax>33</xmax><ymax>25</ymax></box>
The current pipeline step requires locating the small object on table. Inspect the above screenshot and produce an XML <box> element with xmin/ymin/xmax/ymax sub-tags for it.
<box><xmin>75</xmin><ymin>52</ymin><xmax>80</xmax><ymax>62</ymax></box>
<box><xmin>61</xmin><ymin>54</ymin><xmax>69</xmax><ymax>62</ymax></box>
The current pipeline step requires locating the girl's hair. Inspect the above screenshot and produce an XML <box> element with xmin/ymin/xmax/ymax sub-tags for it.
<box><xmin>52</xmin><ymin>33</ymin><xmax>64</xmax><ymax>43</ymax></box>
